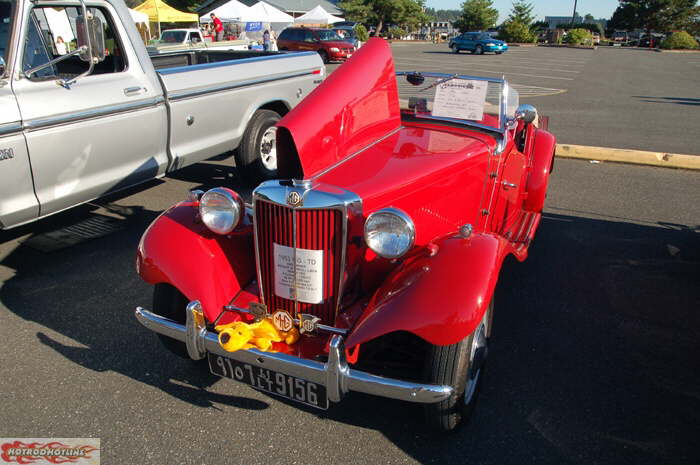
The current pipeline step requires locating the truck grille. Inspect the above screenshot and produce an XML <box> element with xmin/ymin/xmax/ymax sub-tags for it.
<box><xmin>255</xmin><ymin>199</ymin><xmax>345</xmax><ymax>324</ymax></box>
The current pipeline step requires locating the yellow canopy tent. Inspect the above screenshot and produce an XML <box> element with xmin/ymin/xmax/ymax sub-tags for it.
<box><xmin>133</xmin><ymin>0</ymin><xmax>198</xmax><ymax>37</ymax></box>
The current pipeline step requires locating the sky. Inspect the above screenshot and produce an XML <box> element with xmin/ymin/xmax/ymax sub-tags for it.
<box><xmin>425</xmin><ymin>0</ymin><xmax>620</xmax><ymax>22</ymax></box>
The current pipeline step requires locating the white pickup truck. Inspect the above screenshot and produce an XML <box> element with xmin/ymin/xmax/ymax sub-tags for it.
<box><xmin>147</xmin><ymin>28</ymin><xmax>249</xmax><ymax>54</ymax></box>
<box><xmin>0</xmin><ymin>0</ymin><xmax>323</xmax><ymax>230</ymax></box>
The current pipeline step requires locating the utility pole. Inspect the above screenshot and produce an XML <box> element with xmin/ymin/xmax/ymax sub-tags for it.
<box><xmin>571</xmin><ymin>0</ymin><xmax>578</xmax><ymax>26</ymax></box>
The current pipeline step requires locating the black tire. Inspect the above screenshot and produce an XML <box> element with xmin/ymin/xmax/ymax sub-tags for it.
<box><xmin>318</xmin><ymin>49</ymin><xmax>329</xmax><ymax>63</ymax></box>
<box><xmin>451</xmin><ymin>44</ymin><xmax>459</xmax><ymax>53</ymax></box>
<box><xmin>495</xmin><ymin>51</ymin><xmax>503</xmax><ymax>54</ymax></box>
<box><xmin>236</xmin><ymin>109</ymin><xmax>281</xmax><ymax>185</ymax></box>
<box><xmin>152</xmin><ymin>283</ymin><xmax>191</xmax><ymax>359</ymax></box>
<box><xmin>423</xmin><ymin>301</ymin><xmax>491</xmax><ymax>432</ymax></box>
<box><xmin>475</xmin><ymin>45</ymin><xmax>484</xmax><ymax>55</ymax></box>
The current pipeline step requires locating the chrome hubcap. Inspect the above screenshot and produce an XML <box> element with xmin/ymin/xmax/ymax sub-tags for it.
<box><xmin>464</xmin><ymin>321</ymin><xmax>487</xmax><ymax>405</ymax></box>
<box><xmin>259</xmin><ymin>126</ymin><xmax>277</xmax><ymax>171</ymax></box>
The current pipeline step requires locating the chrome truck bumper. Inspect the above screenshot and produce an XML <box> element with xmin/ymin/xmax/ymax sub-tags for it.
<box><xmin>135</xmin><ymin>304</ymin><xmax>453</xmax><ymax>404</ymax></box>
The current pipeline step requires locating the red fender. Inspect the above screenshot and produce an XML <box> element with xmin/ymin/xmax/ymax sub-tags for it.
<box><xmin>136</xmin><ymin>201</ymin><xmax>256</xmax><ymax>323</ymax></box>
<box><xmin>524</xmin><ymin>128</ymin><xmax>556</xmax><ymax>213</ymax></box>
<box><xmin>345</xmin><ymin>233</ymin><xmax>509</xmax><ymax>348</ymax></box>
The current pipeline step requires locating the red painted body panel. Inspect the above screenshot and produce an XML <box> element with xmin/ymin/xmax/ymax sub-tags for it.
<box><xmin>345</xmin><ymin>233</ymin><xmax>509</xmax><ymax>348</ymax></box>
<box><xmin>315</xmin><ymin>123</ymin><xmax>492</xmax><ymax>246</ymax></box>
<box><xmin>136</xmin><ymin>202</ymin><xmax>255</xmax><ymax>323</ymax></box>
<box><xmin>276</xmin><ymin>38</ymin><xmax>401</xmax><ymax>179</ymax></box>
<box><xmin>524</xmin><ymin>129</ymin><xmax>556</xmax><ymax>213</ymax></box>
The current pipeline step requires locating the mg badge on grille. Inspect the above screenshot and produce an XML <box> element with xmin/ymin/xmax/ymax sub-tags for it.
<box><xmin>287</xmin><ymin>191</ymin><xmax>302</xmax><ymax>207</ymax></box>
<box><xmin>272</xmin><ymin>310</ymin><xmax>294</xmax><ymax>332</ymax></box>
<box><xmin>299</xmin><ymin>314</ymin><xmax>321</xmax><ymax>334</ymax></box>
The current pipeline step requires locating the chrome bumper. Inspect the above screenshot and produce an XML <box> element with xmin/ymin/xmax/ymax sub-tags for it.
<box><xmin>135</xmin><ymin>303</ymin><xmax>453</xmax><ymax>404</ymax></box>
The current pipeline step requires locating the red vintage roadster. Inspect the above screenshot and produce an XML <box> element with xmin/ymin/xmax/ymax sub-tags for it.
<box><xmin>135</xmin><ymin>38</ymin><xmax>555</xmax><ymax>431</ymax></box>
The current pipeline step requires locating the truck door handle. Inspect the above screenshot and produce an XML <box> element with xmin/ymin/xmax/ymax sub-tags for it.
<box><xmin>502</xmin><ymin>181</ymin><xmax>517</xmax><ymax>190</ymax></box>
<box><xmin>124</xmin><ymin>86</ymin><xmax>146</xmax><ymax>97</ymax></box>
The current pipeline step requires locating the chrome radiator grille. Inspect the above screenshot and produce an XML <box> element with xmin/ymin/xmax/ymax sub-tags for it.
<box><xmin>254</xmin><ymin>199</ymin><xmax>345</xmax><ymax>324</ymax></box>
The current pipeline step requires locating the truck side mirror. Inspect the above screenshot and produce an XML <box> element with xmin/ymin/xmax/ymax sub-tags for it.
<box><xmin>76</xmin><ymin>13</ymin><xmax>106</xmax><ymax>63</ymax></box>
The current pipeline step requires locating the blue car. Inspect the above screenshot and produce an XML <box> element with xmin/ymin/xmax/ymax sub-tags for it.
<box><xmin>449</xmin><ymin>32</ymin><xmax>508</xmax><ymax>55</ymax></box>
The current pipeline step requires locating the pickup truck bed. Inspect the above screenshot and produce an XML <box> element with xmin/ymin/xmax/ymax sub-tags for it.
<box><xmin>0</xmin><ymin>0</ymin><xmax>324</xmax><ymax>230</ymax></box>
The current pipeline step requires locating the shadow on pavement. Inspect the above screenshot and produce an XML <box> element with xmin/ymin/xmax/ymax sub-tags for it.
<box><xmin>2</xmin><ymin>194</ymin><xmax>698</xmax><ymax>464</ymax></box>
<box><xmin>0</xmin><ymin>195</ymin><xmax>267</xmax><ymax>411</ymax></box>
<box><xmin>307</xmin><ymin>212</ymin><xmax>699</xmax><ymax>465</ymax></box>
<box><xmin>633</xmin><ymin>96</ymin><xmax>700</xmax><ymax>106</ymax></box>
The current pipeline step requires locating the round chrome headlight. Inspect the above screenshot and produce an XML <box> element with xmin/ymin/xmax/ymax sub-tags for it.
<box><xmin>364</xmin><ymin>208</ymin><xmax>415</xmax><ymax>259</ymax></box>
<box><xmin>199</xmin><ymin>188</ymin><xmax>243</xmax><ymax>235</ymax></box>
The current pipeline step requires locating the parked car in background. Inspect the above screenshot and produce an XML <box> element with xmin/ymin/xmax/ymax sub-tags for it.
<box><xmin>332</xmin><ymin>26</ymin><xmax>359</xmax><ymax>48</ymax></box>
<box><xmin>147</xmin><ymin>28</ymin><xmax>248</xmax><ymax>54</ymax></box>
<box><xmin>449</xmin><ymin>31</ymin><xmax>508</xmax><ymax>54</ymax></box>
<box><xmin>134</xmin><ymin>38</ymin><xmax>556</xmax><ymax>432</ymax></box>
<box><xmin>277</xmin><ymin>27</ymin><xmax>355</xmax><ymax>63</ymax></box>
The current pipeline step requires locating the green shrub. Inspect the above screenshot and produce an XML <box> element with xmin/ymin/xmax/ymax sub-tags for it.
<box><xmin>661</xmin><ymin>31</ymin><xmax>699</xmax><ymax>49</ymax></box>
<box><xmin>355</xmin><ymin>24</ymin><xmax>369</xmax><ymax>42</ymax></box>
<box><xmin>564</xmin><ymin>28</ymin><xmax>593</xmax><ymax>45</ymax></box>
<box><xmin>388</xmin><ymin>27</ymin><xmax>406</xmax><ymax>40</ymax></box>
<box><xmin>499</xmin><ymin>20</ymin><xmax>535</xmax><ymax>43</ymax></box>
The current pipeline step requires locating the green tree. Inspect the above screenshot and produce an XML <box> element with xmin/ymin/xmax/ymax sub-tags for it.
<box><xmin>661</xmin><ymin>30</ymin><xmax>699</xmax><ymax>47</ymax></box>
<box><xmin>500</xmin><ymin>20</ymin><xmax>535</xmax><ymax>42</ymax></box>
<box><xmin>508</xmin><ymin>1</ymin><xmax>535</xmax><ymax>25</ymax></box>
<box><xmin>455</xmin><ymin>0</ymin><xmax>499</xmax><ymax>32</ymax></box>
<box><xmin>564</xmin><ymin>27</ymin><xmax>593</xmax><ymax>45</ymax></box>
<box><xmin>608</xmin><ymin>0</ymin><xmax>700</xmax><ymax>37</ymax></box>
<box><xmin>584</xmin><ymin>13</ymin><xmax>595</xmax><ymax>22</ymax></box>
<box><xmin>339</xmin><ymin>0</ymin><xmax>428</xmax><ymax>35</ymax></box>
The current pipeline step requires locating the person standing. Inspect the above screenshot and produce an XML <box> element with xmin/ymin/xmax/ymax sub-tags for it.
<box><xmin>55</xmin><ymin>36</ymin><xmax>67</xmax><ymax>55</ymax></box>
<box><xmin>263</xmin><ymin>29</ymin><xmax>271</xmax><ymax>51</ymax></box>
<box><xmin>210</xmin><ymin>13</ymin><xmax>224</xmax><ymax>42</ymax></box>
<box><xmin>269</xmin><ymin>29</ymin><xmax>277</xmax><ymax>51</ymax></box>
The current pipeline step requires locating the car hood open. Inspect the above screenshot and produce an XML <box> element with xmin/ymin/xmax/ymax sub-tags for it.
<box><xmin>275</xmin><ymin>38</ymin><xmax>401</xmax><ymax>179</ymax></box>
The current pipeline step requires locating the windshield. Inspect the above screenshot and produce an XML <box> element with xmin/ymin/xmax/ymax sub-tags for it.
<box><xmin>477</xmin><ymin>33</ymin><xmax>492</xmax><ymax>40</ymax></box>
<box><xmin>1</xmin><ymin>0</ymin><xmax>16</xmax><ymax>72</ymax></box>
<box><xmin>161</xmin><ymin>30</ymin><xmax>187</xmax><ymax>43</ymax></box>
<box><xmin>317</xmin><ymin>29</ymin><xmax>341</xmax><ymax>41</ymax></box>
<box><xmin>396</xmin><ymin>72</ymin><xmax>519</xmax><ymax>132</ymax></box>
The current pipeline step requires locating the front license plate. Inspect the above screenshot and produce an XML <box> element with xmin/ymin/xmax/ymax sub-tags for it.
<box><xmin>208</xmin><ymin>353</ymin><xmax>328</xmax><ymax>409</ymax></box>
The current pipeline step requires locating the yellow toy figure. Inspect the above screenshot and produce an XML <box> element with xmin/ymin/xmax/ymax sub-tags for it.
<box><xmin>216</xmin><ymin>318</ymin><xmax>300</xmax><ymax>352</ymax></box>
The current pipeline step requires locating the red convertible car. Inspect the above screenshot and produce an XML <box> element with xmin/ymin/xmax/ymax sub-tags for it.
<box><xmin>135</xmin><ymin>38</ymin><xmax>555</xmax><ymax>431</ymax></box>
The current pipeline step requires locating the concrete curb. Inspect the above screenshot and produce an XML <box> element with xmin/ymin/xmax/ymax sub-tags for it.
<box><xmin>555</xmin><ymin>144</ymin><xmax>700</xmax><ymax>170</ymax></box>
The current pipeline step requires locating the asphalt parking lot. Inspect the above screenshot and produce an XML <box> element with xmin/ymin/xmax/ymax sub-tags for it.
<box><xmin>330</xmin><ymin>43</ymin><xmax>700</xmax><ymax>155</ymax></box>
<box><xmin>1</xmin><ymin>154</ymin><xmax>699</xmax><ymax>464</ymax></box>
<box><xmin>1</xmin><ymin>43</ymin><xmax>699</xmax><ymax>465</ymax></box>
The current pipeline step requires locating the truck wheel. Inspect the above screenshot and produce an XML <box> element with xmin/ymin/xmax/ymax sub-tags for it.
<box><xmin>318</xmin><ymin>50</ymin><xmax>329</xmax><ymax>64</ymax></box>
<box><xmin>152</xmin><ymin>283</ymin><xmax>192</xmax><ymax>359</ymax></box>
<box><xmin>237</xmin><ymin>109</ymin><xmax>281</xmax><ymax>185</ymax></box>
<box><xmin>423</xmin><ymin>301</ymin><xmax>491</xmax><ymax>431</ymax></box>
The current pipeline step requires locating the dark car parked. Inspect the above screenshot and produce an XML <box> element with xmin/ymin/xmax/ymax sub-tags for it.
<box><xmin>449</xmin><ymin>31</ymin><xmax>508</xmax><ymax>55</ymax></box>
<box><xmin>277</xmin><ymin>27</ymin><xmax>355</xmax><ymax>63</ymax></box>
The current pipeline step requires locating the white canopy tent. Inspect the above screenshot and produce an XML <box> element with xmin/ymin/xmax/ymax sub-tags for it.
<box><xmin>200</xmin><ymin>0</ymin><xmax>252</xmax><ymax>22</ymax></box>
<box><xmin>128</xmin><ymin>8</ymin><xmax>150</xmax><ymax>29</ymax></box>
<box><xmin>294</xmin><ymin>5</ymin><xmax>344</xmax><ymax>24</ymax></box>
<box><xmin>244</xmin><ymin>1</ymin><xmax>294</xmax><ymax>22</ymax></box>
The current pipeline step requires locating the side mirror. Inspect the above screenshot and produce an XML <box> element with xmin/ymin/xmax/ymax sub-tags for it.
<box><xmin>515</xmin><ymin>104</ymin><xmax>538</xmax><ymax>125</ymax></box>
<box><xmin>406</xmin><ymin>73</ymin><xmax>425</xmax><ymax>86</ymax></box>
<box><xmin>76</xmin><ymin>14</ymin><xmax>105</xmax><ymax>63</ymax></box>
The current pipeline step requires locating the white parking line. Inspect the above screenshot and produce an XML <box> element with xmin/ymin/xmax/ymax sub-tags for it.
<box><xmin>396</xmin><ymin>58</ymin><xmax>576</xmax><ymax>80</ymax></box>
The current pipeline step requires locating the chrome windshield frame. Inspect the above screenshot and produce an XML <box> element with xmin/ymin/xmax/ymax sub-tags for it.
<box><xmin>395</xmin><ymin>71</ymin><xmax>516</xmax><ymax>137</ymax></box>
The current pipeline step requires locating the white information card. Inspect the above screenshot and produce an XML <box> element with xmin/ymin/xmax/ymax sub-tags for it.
<box><xmin>432</xmin><ymin>79</ymin><xmax>488</xmax><ymax>121</ymax></box>
<box><xmin>274</xmin><ymin>243</ymin><xmax>324</xmax><ymax>304</ymax></box>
